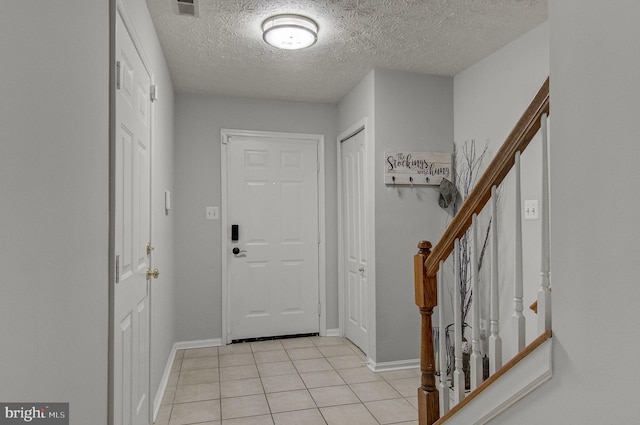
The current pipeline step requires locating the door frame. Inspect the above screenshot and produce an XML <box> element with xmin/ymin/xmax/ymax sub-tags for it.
<box><xmin>220</xmin><ymin>129</ymin><xmax>327</xmax><ymax>345</ymax></box>
<box><xmin>109</xmin><ymin>1</ymin><xmax>156</xmax><ymax>424</ymax></box>
<box><xmin>337</xmin><ymin>118</ymin><xmax>376</xmax><ymax>360</ymax></box>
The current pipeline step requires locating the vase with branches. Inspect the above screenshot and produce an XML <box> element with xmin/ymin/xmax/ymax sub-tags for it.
<box><xmin>441</xmin><ymin>139</ymin><xmax>493</xmax><ymax>384</ymax></box>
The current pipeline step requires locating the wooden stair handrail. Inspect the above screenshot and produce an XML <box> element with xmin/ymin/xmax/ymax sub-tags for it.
<box><xmin>425</xmin><ymin>77</ymin><xmax>550</xmax><ymax>277</ymax></box>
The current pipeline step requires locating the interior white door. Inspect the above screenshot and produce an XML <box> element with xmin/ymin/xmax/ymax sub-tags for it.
<box><xmin>114</xmin><ymin>13</ymin><xmax>151</xmax><ymax>425</ymax></box>
<box><xmin>341</xmin><ymin>129</ymin><xmax>368</xmax><ymax>353</ymax></box>
<box><xmin>227</xmin><ymin>134</ymin><xmax>319</xmax><ymax>341</ymax></box>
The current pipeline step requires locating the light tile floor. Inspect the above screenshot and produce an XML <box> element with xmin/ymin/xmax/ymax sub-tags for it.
<box><xmin>155</xmin><ymin>336</ymin><xmax>419</xmax><ymax>425</ymax></box>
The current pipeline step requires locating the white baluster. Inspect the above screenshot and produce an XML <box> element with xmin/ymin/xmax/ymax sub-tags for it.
<box><xmin>453</xmin><ymin>238</ymin><xmax>465</xmax><ymax>404</ymax></box>
<box><xmin>489</xmin><ymin>185</ymin><xmax>502</xmax><ymax>374</ymax></box>
<box><xmin>513</xmin><ymin>152</ymin><xmax>525</xmax><ymax>352</ymax></box>
<box><xmin>437</xmin><ymin>261</ymin><xmax>449</xmax><ymax>414</ymax></box>
<box><xmin>470</xmin><ymin>214</ymin><xmax>483</xmax><ymax>390</ymax></box>
<box><xmin>538</xmin><ymin>113</ymin><xmax>552</xmax><ymax>333</ymax></box>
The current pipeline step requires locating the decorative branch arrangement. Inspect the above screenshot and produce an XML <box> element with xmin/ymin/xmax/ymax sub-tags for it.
<box><xmin>442</xmin><ymin>140</ymin><xmax>492</xmax><ymax>336</ymax></box>
<box><xmin>437</xmin><ymin>139</ymin><xmax>495</xmax><ymax>385</ymax></box>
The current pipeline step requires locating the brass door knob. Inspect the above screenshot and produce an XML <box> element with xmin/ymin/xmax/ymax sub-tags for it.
<box><xmin>146</xmin><ymin>268</ymin><xmax>159</xmax><ymax>280</ymax></box>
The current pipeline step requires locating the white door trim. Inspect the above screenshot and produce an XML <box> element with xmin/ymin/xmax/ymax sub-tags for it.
<box><xmin>337</xmin><ymin>119</ymin><xmax>376</xmax><ymax>361</ymax></box>
<box><xmin>220</xmin><ymin>129</ymin><xmax>326</xmax><ymax>345</ymax></box>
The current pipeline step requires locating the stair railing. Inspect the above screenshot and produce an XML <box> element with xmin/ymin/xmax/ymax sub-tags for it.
<box><xmin>414</xmin><ymin>77</ymin><xmax>551</xmax><ymax>425</ymax></box>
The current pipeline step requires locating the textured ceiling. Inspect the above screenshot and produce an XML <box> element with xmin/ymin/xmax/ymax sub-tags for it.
<box><xmin>146</xmin><ymin>0</ymin><xmax>547</xmax><ymax>103</ymax></box>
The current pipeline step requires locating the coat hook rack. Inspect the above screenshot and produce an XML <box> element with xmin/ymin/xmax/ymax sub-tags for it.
<box><xmin>383</xmin><ymin>151</ymin><xmax>452</xmax><ymax>186</ymax></box>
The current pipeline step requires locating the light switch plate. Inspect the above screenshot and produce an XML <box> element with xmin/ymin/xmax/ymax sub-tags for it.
<box><xmin>524</xmin><ymin>200</ymin><xmax>539</xmax><ymax>220</ymax></box>
<box><xmin>206</xmin><ymin>206</ymin><xmax>219</xmax><ymax>220</ymax></box>
<box><xmin>165</xmin><ymin>190</ymin><xmax>172</xmax><ymax>211</ymax></box>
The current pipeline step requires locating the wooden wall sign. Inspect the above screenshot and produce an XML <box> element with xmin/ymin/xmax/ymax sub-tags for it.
<box><xmin>385</xmin><ymin>151</ymin><xmax>451</xmax><ymax>186</ymax></box>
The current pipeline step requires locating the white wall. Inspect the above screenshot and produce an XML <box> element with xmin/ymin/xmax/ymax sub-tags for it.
<box><xmin>0</xmin><ymin>1</ymin><xmax>109</xmax><ymax>423</ymax></box>
<box><xmin>174</xmin><ymin>95</ymin><xmax>338</xmax><ymax>341</ymax></box>
<box><xmin>374</xmin><ymin>70</ymin><xmax>453</xmax><ymax>363</ymax></box>
<box><xmin>489</xmin><ymin>1</ymin><xmax>640</xmax><ymax>423</ymax></box>
<box><xmin>121</xmin><ymin>0</ymin><xmax>178</xmax><ymax>404</ymax></box>
<box><xmin>453</xmin><ymin>22</ymin><xmax>549</xmax><ymax>361</ymax></box>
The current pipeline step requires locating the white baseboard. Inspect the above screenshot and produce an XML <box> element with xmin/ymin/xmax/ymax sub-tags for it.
<box><xmin>174</xmin><ymin>338</ymin><xmax>222</xmax><ymax>350</ymax></box>
<box><xmin>152</xmin><ymin>346</ymin><xmax>177</xmax><ymax>422</ymax></box>
<box><xmin>152</xmin><ymin>338</ymin><xmax>222</xmax><ymax>421</ymax></box>
<box><xmin>368</xmin><ymin>358</ymin><xmax>420</xmax><ymax>372</ymax></box>
<box><xmin>325</xmin><ymin>328</ymin><xmax>340</xmax><ymax>337</ymax></box>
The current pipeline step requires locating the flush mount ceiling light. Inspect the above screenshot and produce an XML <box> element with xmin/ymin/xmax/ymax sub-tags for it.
<box><xmin>262</xmin><ymin>14</ymin><xmax>318</xmax><ymax>50</ymax></box>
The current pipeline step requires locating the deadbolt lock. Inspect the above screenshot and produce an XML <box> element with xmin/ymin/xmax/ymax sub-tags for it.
<box><xmin>146</xmin><ymin>268</ymin><xmax>159</xmax><ymax>280</ymax></box>
<box><xmin>146</xmin><ymin>242</ymin><xmax>154</xmax><ymax>255</ymax></box>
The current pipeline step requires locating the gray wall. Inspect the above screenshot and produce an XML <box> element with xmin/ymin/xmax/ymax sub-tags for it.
<box><xmin>174</xmin><ymin>95</ymin><xmax>338</xmax><ymax>341</ymax></box>
<box><xmin>338</xmin><ymin>70</ymin><xmax>375</xmax><ymax>133</ymax></box>
<box><xmin>0</xmin><ymin>1</ymin><xmax>177</xmax><ymax>422</ymax></box>
<box><xmin>489</xmin><ymin>1</ymin><xmax>640</xmax><ymax>423</ymax></box>
<box><xmin>0</xmin><ymin>1</ymin><xmax>109</xmax><ymax>423</ymax></box>
<box><xmin>453</xmin><ymin>21</ymin><xmax>549</xmax><ymax>361</ymax></box>
<box><xmin>373</xmin><ymin>70</ymin><xmax>453</xmax><ymax>363</ymax></box>
<box><xmin>337</xmin><ymin>70</ymin><xmax>454</xmax><ymax>363</ymax></box>
<box><xmin>337</xmin><ymin>71</ymin><xmax>377</xmax><ymax>359</ymax></box>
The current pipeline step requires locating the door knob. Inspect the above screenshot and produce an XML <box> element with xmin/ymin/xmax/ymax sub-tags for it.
<box><xmin>359</xmin><ymin>267</ymin><xmax>365</xmax><ymax>272</ymax></box>
<box><xmin>146</xmin><ymin>268</ymin><xmax>159</xmax><ymax>279</ymax></box>
<box><xmin>232</xmin><ymin>247</ymin><xmax>247</xmax><ymax>255</ymax></box>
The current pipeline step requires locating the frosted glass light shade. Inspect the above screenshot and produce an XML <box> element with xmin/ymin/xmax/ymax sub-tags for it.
<box><xmin>262</xmin><ymin>14</ymin><xmax>318</xmax><ymax>50</ymax></box>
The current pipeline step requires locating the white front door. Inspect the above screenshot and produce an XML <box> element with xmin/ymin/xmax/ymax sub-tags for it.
<box><xmin>225</xmin><ymin>132</ymin><xmax>320</xmax><ymax>341</ymax></box>
<box><xmin>341</xmin><ymin>129</ymin><xmax>368</xmax><ymax>353</ymax></box>
<box><xmin>114</xmin><ymin>12</ymin><xmax>152</xmax><ymax>425</ymax></box>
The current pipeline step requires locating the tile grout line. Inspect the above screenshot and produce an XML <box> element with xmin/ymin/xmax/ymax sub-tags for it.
<box><xmin>157</xmin><ymin>337</ymin><xmax>418</xmax><ymax>425</ymax></box>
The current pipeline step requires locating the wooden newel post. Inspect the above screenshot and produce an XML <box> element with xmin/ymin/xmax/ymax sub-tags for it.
<box><xmin>414</xmin><ymin>241</ymin><xmax>439</xmax><ymax>425</ymax></box>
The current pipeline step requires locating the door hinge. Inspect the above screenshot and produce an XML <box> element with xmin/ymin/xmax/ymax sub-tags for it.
<box><xmin>116</xmin><ymin>61</ymin><xmax>121</xmax><ymax>90</ymax></box>
<box><xmin>317</xmin><ymin>232</ymin><xmax>321</xmax><ymax>245</ymax></box>
<box><xmin>115</xmin><ymin>255</ymin><xmax>120</xmax><ymax>283</ymax></box>
<box><xmin>150</xmin><ymin>84</ymin><xmax>158</xmax><ymax>102</ymax></box>
<box><xmin>318</xmin><ymin>302</ymin><xmax>321</xmax><ymax>316</ymax></box>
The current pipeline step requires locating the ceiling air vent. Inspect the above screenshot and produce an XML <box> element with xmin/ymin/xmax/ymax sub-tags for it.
<box><xmin>174</xmin><ymin>0</ymin><xmax>199</xmax><ymax>17</ymax></box>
